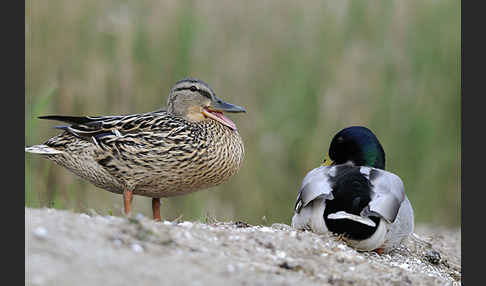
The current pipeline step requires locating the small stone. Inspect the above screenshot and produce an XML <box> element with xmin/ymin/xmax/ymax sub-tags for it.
<box><xmin>131</xmin><ymin>243</ymin><xmax>143</xmax><ymax>253</ymax></box>
<box><xmin>278</xmin><ymin>261</ymin><xmax>301</xmax><ymax>271</ymax></box>
<box><xmin>425</xmin><ymin>250</ymin><xmax>441</xmax><ymax>264</ymax></box>
<box><xmin>234</xmin><ymin>221</ymin><xmax>251</xmax><ymax>228</ymax></box>
<box><xmin>33</xmin><ymin>227</ymin><xmax>48</xmax><ymax>239</ymax></box>
<box><xmin>276</xmin><ymin>250</ymin><xmax>287</xmax><ymax>259</ymax></box>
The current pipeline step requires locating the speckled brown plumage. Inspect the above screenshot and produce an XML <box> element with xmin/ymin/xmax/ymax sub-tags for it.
<box><xmin>26</xmin><ymin>78</ymin><xmax>246</xmax><ymax>219</ymax></box>
<box><xmin>43</xmin><ymin>112</ymin><xmax>244</xmax><ymax>197</ymax></box>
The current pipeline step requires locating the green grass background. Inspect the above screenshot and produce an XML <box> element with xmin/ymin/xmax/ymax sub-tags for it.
<box><xmin>25</xmin><ymin>0</ymin><xmax>460</xmax><ymax>227</ymax></box>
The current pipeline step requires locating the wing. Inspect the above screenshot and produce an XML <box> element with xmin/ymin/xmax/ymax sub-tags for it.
<box><xmin>293</xmin><ymin>166</ymin><xmax>335</xmax><ymax>213</ymax></box>
<box><xmin>360</xmin><ymin>167</ymin><xmax>406</xmax><ymax>223</ymax></box>
<box><xmin>292</xmin><ymin>166</ymin><xmax>337</xmax><ymax>232</ymax></box>
<box><xmin>40</xmin><ymin>110</ymin><xmax>168</xmax><ymax>146</ymax></box>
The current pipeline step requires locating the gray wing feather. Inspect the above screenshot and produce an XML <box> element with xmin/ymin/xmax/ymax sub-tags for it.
<box><xmin>294</xmin><ymin>166</ymin><xmax>334</xmax><ymax>213</ymax></box>
<box><xmin>383</xmin><ymin>196</ymin><xmax>414</xmax><ymax>250</ymax></box>
<box><xmin>362</xmin><ymin>168</ymin><xmax>406</xmax><ymax>223</ymax></box>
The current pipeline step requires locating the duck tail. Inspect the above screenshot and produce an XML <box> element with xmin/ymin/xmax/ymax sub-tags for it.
<box><xmin>25</xmin><ymin>144</ymin><xmax>63</xmax><ymax>155</ymax></box>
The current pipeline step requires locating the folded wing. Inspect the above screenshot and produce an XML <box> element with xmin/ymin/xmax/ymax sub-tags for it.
<box><xmin>363</xmin><ymin>168</ymin><xmax>406</xmax><ymax>223</ymax></box>
<box><xmin>294</xmin><ymin>166</ymin><xmax>335</xmax><ymax>213</ymax></box>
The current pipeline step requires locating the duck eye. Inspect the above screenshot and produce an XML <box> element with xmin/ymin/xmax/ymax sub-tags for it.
<box><xmin>190</xmin><ymin>86</ymin><xmax>197</xmax><ymax>92</ymax></box>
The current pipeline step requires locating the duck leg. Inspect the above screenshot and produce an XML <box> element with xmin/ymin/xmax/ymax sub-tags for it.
<box><xmin>152</xmin><ymin>198</ymin><xmax>162</xmax><ymax>221</ymax></box>
<box><xmin>374</xmin><ymin>248</ymin><xmax>384</xmax><ymax>255</ymax></box>
<box><xmin>123</xmin><ymin>190</ymin><xmax>133</xmax><ymax>216</ymax></box>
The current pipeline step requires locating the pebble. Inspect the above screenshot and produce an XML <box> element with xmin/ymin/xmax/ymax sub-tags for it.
<box><xmin>131</xmin><ymin>243</ymin><xmax>143</xmax><ymax>253</ymax></box>
<box><xmin>276</xmin><ymin>250</ymin><xmax>287</xmax><ymax>259</ymax></box>
<box><xmin>425</xmin><ymin>250</ymin><xmax>441</xmax><ymax>264</ymax></box>
<box><xmin>33</xmin><ymin>227</ymin><xmax>48</xmax><ymax>239</ymax></box>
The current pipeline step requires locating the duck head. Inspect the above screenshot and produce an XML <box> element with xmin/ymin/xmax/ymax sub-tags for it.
<box><xmin>323</xmin><ymin>126</ymin><xmax>386</xmax><ymax>170</ymax></box>
<box><xmin>167</xmin><ymin>78</ymin><xmax>246</xmax><ymax>130</ymax></box>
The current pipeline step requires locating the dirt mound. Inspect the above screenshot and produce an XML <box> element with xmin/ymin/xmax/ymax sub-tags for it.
<box><xmin>25</xmin><ymin>208</ymin><xmax>461</xmax><ymax>286</ymax></box>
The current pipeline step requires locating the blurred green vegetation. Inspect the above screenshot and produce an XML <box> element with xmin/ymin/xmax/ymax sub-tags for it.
<box><xmin>25</xmin><ymin>0</ymin><xmax>460</xmax><ymax>227</ymax></box>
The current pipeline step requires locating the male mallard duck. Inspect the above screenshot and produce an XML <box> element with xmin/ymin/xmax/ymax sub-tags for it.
<box><xmin>291</xmin><ymin>126</ymin><xmax>414</xmax><ymax>253</ymax></box>
<box><xmin>25</xmin><ymin>78</ymin><xmax>246</xmax><ymax>220</ymax></box>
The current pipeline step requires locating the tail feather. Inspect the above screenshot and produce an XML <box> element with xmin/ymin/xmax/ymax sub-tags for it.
<box><xmin>38</xmin><ymin>115</ymin><xmax>95</xmax><ymax>125</ymax></box>
<box><xmin>25</xmin><ymin>144</ymin><xmax>63</xmax><ymax>155</ymax></box>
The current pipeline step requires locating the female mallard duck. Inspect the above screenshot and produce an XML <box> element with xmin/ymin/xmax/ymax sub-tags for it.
<box><xmin>25</xmin><ymin>78</ymin><xmax>246</xmax><ymax>221</ymax></box>
<box><xmin>291</xmin><ymin>126</ymin><xmax>414</xmax><ymax>253</ymax></box>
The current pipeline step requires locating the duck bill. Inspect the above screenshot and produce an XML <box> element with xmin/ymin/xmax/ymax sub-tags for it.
<box><xmin>202</xmin><ymin>98</ymin><xmax>246</xmax><ymax>130</ymax></box>
<box><xmin>322</xmin><ymin>153</ymin><xmax>334</xmax><ymax>166</ymax></box>
<box><xmin>211</xmin><ymin>98</ymin><xmax>246</xmax><ymax>113</ymax></box>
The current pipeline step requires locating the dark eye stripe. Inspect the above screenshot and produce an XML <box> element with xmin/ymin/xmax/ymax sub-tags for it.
<box><xmin>198</xmin><ymin>89</ymin><xmax>212</xmax><ymax>99</ymax></box>
<box><xmin>173</xmin><ymin>86</ymin><xmax>212</xmax><ymax>99</ymax></box>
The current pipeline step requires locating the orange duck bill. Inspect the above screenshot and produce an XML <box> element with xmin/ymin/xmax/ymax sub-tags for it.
<box><xmin>202</xmin><ymin>98</ymin><xmax>246</xmax><ymax>130</ymax></box>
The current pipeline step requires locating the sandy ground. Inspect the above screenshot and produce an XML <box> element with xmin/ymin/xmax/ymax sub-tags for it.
<box><xmin>25</xmin><ymin>208</ymin><xmax>461</xmax><ymax>286</ymax></box>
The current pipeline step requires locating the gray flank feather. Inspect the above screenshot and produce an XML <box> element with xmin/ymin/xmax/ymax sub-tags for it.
<box><xmin>294</xmin><ymin>166</ymin><xmax>334</xmax><ymax>213</ymax></box>
<box><xmin>364</xmin><ymin>169</ymin><xmax>406</xmax><ymax>223</ymax></box>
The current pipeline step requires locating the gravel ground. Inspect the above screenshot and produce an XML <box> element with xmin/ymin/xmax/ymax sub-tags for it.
<box><xmin>25</xmin><ymin>208</ymin><xmax>461</xmax><ymax>286</ymax></box>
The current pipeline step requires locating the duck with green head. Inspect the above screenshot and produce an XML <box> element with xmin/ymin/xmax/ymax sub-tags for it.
<box><xmin>291</xmin><ymin>126</ymin><xmax>414</xmax><ymax>253</ymax></box>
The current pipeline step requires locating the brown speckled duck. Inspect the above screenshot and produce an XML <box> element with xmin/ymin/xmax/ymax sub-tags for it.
<box><xmin>25</xmin><ymin>78</ymin><xmax>246</xmax><ymax>220</ymax></box>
